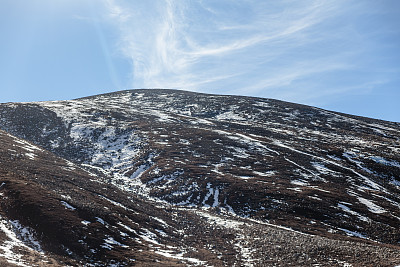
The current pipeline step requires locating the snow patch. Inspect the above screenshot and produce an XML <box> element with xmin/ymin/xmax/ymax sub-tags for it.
<box><xmin>291</xmin><ymin>180</ymin><xmax>308</xmax><ymax>186</ymax></box>
<box><xmin>117</xmin><ymin>222</ymin><xmax>136</xmax><ymax>234</ymax></box>
<box><xmin>0</xmin><ymin>219</ymin><xmax>31</xmax><ymax>266</ymax></box>
<box><xmin>369</xmin><ymin>156</ymin><xmax>400</xmax><ymax>168</ymax></box>
<box><xmin>215</xmin><ymin>111</ymin><xmax>246</xmax><ymax>121</ymax></box>
<box><xmin>25</xmin><ymin>153</ymin><xmax>36</xmax><ymax>160</ymax></box>
<box><xmin>138</xmin><ymin>228</ymin><xmax>161</xmax><ymax>245</ymax></box>
<box><xmin>61</xmin><ymin>201</ymin><xmax>76</xmax><ymax>211</ymax></box>
<box><xmin>96</xmin><ymin>217</ymin><xmax>106</xmax><ymax>225</ymax></box>
<box><xmin>154</xmin><ymin>250</ymin><xmax>207</xmax><ymax>266</ymax></box>
<box><xmin>357</xmin><ymin>197</ymin><xmax>386</xmax><ymax>214</ymax></box>
<box><xmin>101</xmin><ymin>236</ymin><xmax>128</xmax><ymax>250</ymax></box>
<box><xmin>338</xmin><ymin>227</ymin><xmax>367</xmax><ymax>239</ymax></box>
<box><xmin>197</xmin><ymin>211</ymin><xmax>246</xmax><ymax>229</ymax></box>
<box><xmin>337</xmin><ymin>203</ymin><xmax>369</xmax><ymax>222</ymax></box>
<box><xmin>253</xmin><ymin>170</ymin><xmax>275</xmax><ymax>177</ymax></box>
<box><xmin>9</xmin><ymin>220</ymin><xmax>42</xmax><ymax>251</ymax></box>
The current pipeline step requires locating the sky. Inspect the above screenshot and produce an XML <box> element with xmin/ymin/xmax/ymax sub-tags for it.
<box><xmin>0</xmin><ymin>0</ymin><xmax>399</xmax><ymax>122</ymax></box>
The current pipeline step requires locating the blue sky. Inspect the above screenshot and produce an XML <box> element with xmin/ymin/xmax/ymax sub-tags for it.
<box><xmin>0</xmin><ymin>0</ymin><xmax>399</xmax><ymax>122</ymax></box>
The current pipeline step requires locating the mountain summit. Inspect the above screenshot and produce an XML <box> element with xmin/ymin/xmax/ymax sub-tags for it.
<box><xmin>0</xmin><ymin>89</ymin><xmax>399</xmax><ymax>266</ymax></box>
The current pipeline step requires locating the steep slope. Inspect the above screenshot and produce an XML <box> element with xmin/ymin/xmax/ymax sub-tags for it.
<box><xmin>1</xmin><ymin>131</ymin><xmax>400</xmax><ymax>266</ymax></box>
<box><xmin>0</xmin><ymin>89</ymin><xmax>400</xmax><ymax>266</ymax></box>
<box><xmin>0</xmin><ymin>129</ymin><xmax>211</xmax><ymax>266</ymax></box>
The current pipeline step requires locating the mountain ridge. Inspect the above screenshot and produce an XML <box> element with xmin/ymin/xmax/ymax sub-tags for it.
<box><xmin>0</xmin><ymin>89</ymin><xmax>399</xmax><ymax>266</ymax></box>
<box><xmin>73</xmin><ymin>89</ymin><xmax>400</xmax><ymax>125</ymax></box>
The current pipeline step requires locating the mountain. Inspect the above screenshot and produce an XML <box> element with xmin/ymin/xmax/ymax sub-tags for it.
<box><xmin>0</xmin><ymin>89</ymin><xmax>399</xmax><ymax>266</ymax></box>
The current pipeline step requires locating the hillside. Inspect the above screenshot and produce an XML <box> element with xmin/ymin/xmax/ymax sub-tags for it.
<box><xmin>0</xmin><ymin>89</ymin><xmax>399</xmax><ymax>266</ymax></box>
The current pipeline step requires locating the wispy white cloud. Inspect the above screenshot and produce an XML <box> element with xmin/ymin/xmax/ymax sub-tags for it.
<box><xmin>101</xmin><ymin>0</ymin><xmax>398</xmax><ymax>106</ymax></box>
<box><xmin>104</xmin><ymin>0</ymin><xmax>130</xmax><ymax>21</ymax></box>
